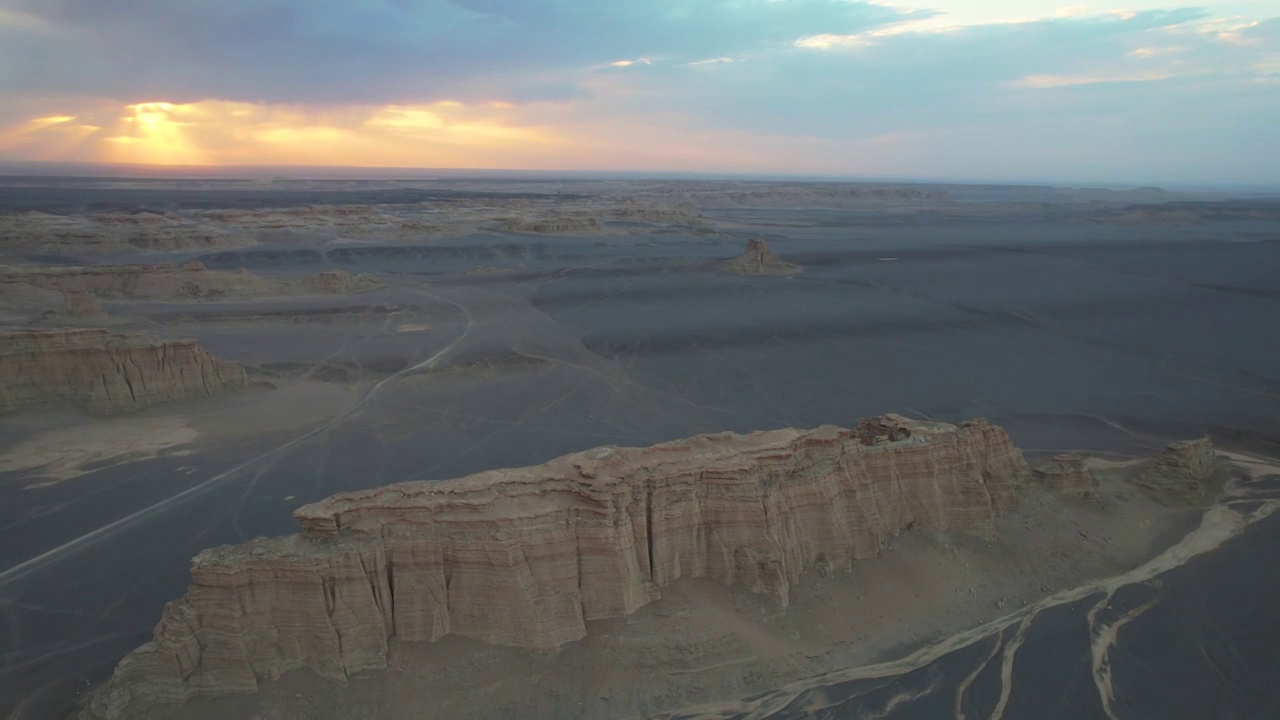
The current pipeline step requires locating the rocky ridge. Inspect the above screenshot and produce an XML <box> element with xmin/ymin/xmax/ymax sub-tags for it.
<box><xmin>0</xmin><ymin>328</ymin><xmax>248</xmax><ymax>414</ymax></box>
<box><xmin>0</xmin><ymin>196</ymin><xmax>713</xmax><ymax>257</ymax></box>
<box><xmin>0</xmin><ymin>263</ymin><xmax>379</xmax><ymax>302</ymax></box>
<box><xmin>89</xmin><ymin>415</ymin><xmax>1031</xmax><ymax>718</ymax></box>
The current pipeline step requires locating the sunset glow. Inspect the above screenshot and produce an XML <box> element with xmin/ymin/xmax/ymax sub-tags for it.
<box><xmin>1</xmin><ymin>99</ymin><xmax>561</xmax><ymax>168</ymax></box>
<box><xmin>0</xmin><ymin>0</ymin><xmax>1276</xmax><ymax>181</ymax></box>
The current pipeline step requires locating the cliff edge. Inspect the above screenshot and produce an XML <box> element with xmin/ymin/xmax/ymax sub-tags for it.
<box><xmin>88</xmin><ymin>415</ymin><xmax>1030</xmax><ymax>718</ymax></box>
<box><xmin>0</xmin><ymin>328</ymin><xmax>248</xmax><ymax>414</ymax></box>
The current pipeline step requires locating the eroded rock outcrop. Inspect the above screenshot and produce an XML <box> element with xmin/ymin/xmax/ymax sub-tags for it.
<box><xmin>89</xmin><ymin>415</ymin><xmax>1029</xmax><ymax>718</ymax></box>
<box><xmin>0</xmin><ymin>211</ymin><xmax>251</xmax><ymax>256</ymax></box>
<box><xmin>1032</xmin><ymin>453</ymin><xmax>1099</xmax><ymax>497</ymax></box>
<box><xmin>607</xmin><ymin>202</ymin><xmax>710</xmax><ymax>228</ymax></box>
<box><xmin>1136</xmin><ymin>437</ymin><xmax>1217</xmax><ymax>502</ymax></box>
<box><xmin>301</xmin><ymin>269</ymin><xmax>381</xmax><ymax>294</ymax></box>
<box><xmin>58</xmin><ymin>290</ymin><xmax>106</xmax><ymax>318</ymax></box>
<box><xmin>0</xmin><ymin>329</ymin><xmax>248</xmax><ymax>414</ymax></box>
<box><xmin>718</xmin><ymin>238</ymin><xmax>801</xmax><ymax>276</ymax></box>
<box><xmin>501</xmin><ymin>214</ymin><xmax>604</xmax><ymax>234</ymax></box>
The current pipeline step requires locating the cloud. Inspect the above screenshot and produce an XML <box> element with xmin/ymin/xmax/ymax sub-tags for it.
<box><xmin>0</xmin><ymin>1</ymin><xmax>1277</xmax><ymax>183</ymax></box>
<box><xmin>0</xmin><ymin>0</ymin><xmax>914</xmax><ymax>104</ymax></box>
<box><xmin>0</xmin><ymin>6</ymin><xmax>54</xmax><ymax>31</ymax></box>
<box><xmin>0</xmin><ymin>98</ymin><xmax>560</xmax><ymax>167</ymax></box>
<box><xmin>1129</xmin><ymin>46</ymin><xmax>1186</xmax><ymax>57</ymax></box>
<box><xmin>1012</xmin><ymin>72</ymin><xmax>1174</xmax><ymax>88</ymax></box>
<box><xmin>605</xmin><ymin>58</ymin><xmax>653</xmax><ymax>69</ymax></box>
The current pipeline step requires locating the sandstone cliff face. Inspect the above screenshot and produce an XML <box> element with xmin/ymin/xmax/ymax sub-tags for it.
<box><xmin>718</xmin><ymin>238</ymin><xmax>801</xmax><ymax>276</ymax></box>
<box><xmin>1032</xmin><ymin>453</ymin><xmax>1098</xmax><ymax>497</ymax></box>
<box><xmin>1136</xmin><ymin>438</ymin><xmax>1217</xmax><ymax>502</ymax></box>
<box><xmin>0</xmin><ymin>329</ymin><xmax>248</xmax><ymax>414</ymax></box>
<box><xmin>90</xmin><ymin>415</ymin><xmax>1030</xmax><ymax>718</ymax></box>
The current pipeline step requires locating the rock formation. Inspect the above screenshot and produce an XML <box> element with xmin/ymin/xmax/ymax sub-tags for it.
<box><xmin>88</xmin><ymin>415</ymin><xmax>1030</xmax><ymax>718</ymax></box>
<box><xmin>0</xmin><ymin>210</ymin><xmax>250</xmax><ymax>256</ymax></box>
<box><xmin>0</xmin><ymin>282</ymin><xmax>64</xmax><ymax>324</ymax></box>
<box><xmin>718</xmin><ymin>238</ymin><xmax>801</xmax><ymax>276</ymax></box>
<box><xmin>1136</xmin><ymin>437</ymin><xmax>1217</xmax><ymax>502</ymax></box>
<box><xmin>0</xmin><ymin>329</ymin><xmax>248</xmax><ymax>414</ymax></box>
<box><xmin>607</xmin><ymin>202</ymin><xmax>710</xmax><ymax>228</ymax></box>
<box><xmin>1032</xmin><ymin>453</ymin><xmax>1099</xmax><ymax>497</ymax></box>
<box><xmin>501</xmin><ymin>215</ymin><xmax>604</xmax><ymax>234</ymax></box>
<box><xmin>0</xmin><ymin>263</ymin><xmax>270</xmax><ymax>301</ymax></box>
<box><xmin>58</xmin><ymin>290</ymin><xmax>106</xmax><ymax>318</ymax></box>
<box><xmin>0</xmin><ymin>264</ymin><xmax>381</xmax><ymax>302</ymax></box>
<box><xmin>301</xmin><ymin>269</ymin><xmax>381</xmax><ymax>294</ymax></box>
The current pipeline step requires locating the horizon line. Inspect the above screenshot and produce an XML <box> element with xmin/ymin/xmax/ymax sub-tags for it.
<box><xmin>1</xmin><ymin>160</ymin><xmax>1278</xmax><ymax>193</ymax></box>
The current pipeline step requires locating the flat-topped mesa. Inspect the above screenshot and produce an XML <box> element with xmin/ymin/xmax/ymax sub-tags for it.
<box><xmin>718</xmin><ymin>238</ymin><xmax>801</xmax><ymax>276</ymax></box>
<box><xmin>0</xmin><ymin>328</ymin><xmax>247</xmax><ymax>414</ymax></box>
<box><xmin>90</xmin><ymin>415</ymin><xmax>1031</xmax><ymax>719</ymax></box>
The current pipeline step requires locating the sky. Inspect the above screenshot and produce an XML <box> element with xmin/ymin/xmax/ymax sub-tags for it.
<box><xmin>0</xmin><ymin>0</ymin><xmax>1277</xmax><ymax>183</ymax></box>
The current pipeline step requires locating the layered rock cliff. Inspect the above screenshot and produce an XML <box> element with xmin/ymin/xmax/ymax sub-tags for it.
<box><xmin>718</xmin><ymin>238</ymin><xmax>801</xmax><ymax>276</ymax></box>
<box><xmin>0</xmin><ymin>329</ymin><xmax>248</xmax><ymax>414</ymax></box>
<box><xmin>89</xmin><ymin>415</ymin><xmax>1030</xmax><ymax>718</ymax></box>
<box><xmin>1136</xmin><ymin>437</ymin><xmax>1217</xmax><ymax>502</ymax></box>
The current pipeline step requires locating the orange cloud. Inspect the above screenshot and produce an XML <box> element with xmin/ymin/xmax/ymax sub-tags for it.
<box><xmin>3</xmin><ymin>99</ymin><xmax>560</xmax><ymax>167</ymax></box>
<box><xmin>0</xmin><ymin>96</ymin><xmax>890</xmax><ymax>175</ymax></box>
<box><xmin>0</xmin><ymin>113</ymin><xmax>101</xmax><ymax>159</ymax></box>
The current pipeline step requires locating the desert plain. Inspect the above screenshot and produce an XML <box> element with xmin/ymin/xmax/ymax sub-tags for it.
<box><xmin>0</xmin><ymin>173</ymin><xmax>1278</xmax><ymax>719</ymax></box>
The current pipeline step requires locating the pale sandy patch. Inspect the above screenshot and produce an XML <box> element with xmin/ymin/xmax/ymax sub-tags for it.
<box><xmin>1083</xmin><ymin>456</ymin><xmax>1145</xmax><ymax>471</ymax></box>
<box><xmin>1</xmin><ymin>418</ymin><xmax>197</xmax><ymax>488</ymax></box>
<box><xmin>187</xmin><ymin>379</ymin><xmax>356</xmax><ymax>437</ymax></box>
